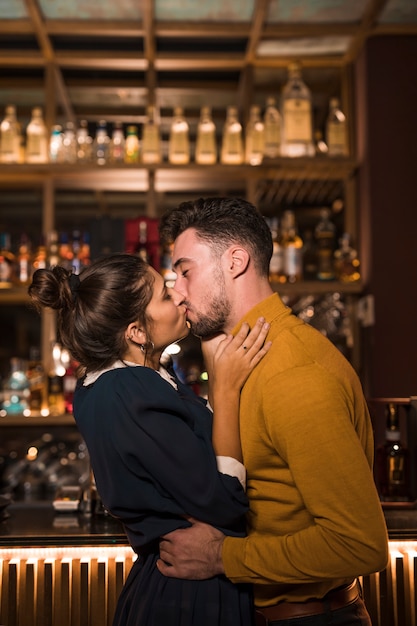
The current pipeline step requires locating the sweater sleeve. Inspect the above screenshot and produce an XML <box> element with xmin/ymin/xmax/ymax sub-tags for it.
<box><xmin>222</xmin><ymin>364</ymin><xmax>389</xmax><ymax>584</ymax></box>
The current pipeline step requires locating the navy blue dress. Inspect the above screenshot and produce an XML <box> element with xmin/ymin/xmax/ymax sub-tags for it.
<box><xmin>73</xmin><ymin>365</ymin><xmax>254</xmax><ymax>626</ymax></box>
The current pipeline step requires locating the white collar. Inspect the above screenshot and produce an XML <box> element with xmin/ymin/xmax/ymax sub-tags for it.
<box><xmin>83</xmin><ymin>360</ymin><xmax>178</xmax><ymax>389</ymax></box>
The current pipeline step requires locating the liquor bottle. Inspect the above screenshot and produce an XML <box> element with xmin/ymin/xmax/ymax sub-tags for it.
<box><xmin>93</xmin><ymin>120</ymin><xmax>110</xmax><ymax>165</ymax></box>
<box><xmin>245</xmin><ymin>105</ymin><xmax>265</xmax><ymax>166</ymax></box>
<box><xmin>281</xmin><ymin>62</ymin><xmax>314</xmax><ymax>158</ymax></box>
<box><xmin>168</xmin><ymin>107</ymin><xmax>190</xmax><ymax>164</ymax></box>
<box><xmin>376</xmin><ymin>403</ymin><xmax>410</xmax><ymax>501</ymax></box>
<box><xmin>62</xmin><ymin>121</ymin><xmax>77</xmax><ymax>163</ymax></box>
<box><xmin>220</xmin><ymin>106</ymin><xmax>244</xmax><ymax>165</ymax></box>
<box><xmin>326</xmin><ymin>98</ymin><xmax>348</xmax><ymax>157</ymax></box>
<box><xmin>135</xmin><ymin>220</ymin><xmax>149</xmax><ymax>263</ymax></box>
<box><xmin>27</xmin><ymin>347</ymin><xmax>47</xmax><ymax>414</ymax></box>
<box><xmin>141</xmin><ymin>105</ymin><xmax>162</xmax><ymax>164</ymax></box>
<box><xmin>32</xmin><ymin>236</ymin><xmax>48</xmax><ymax>272</ymax></box>
<box><xmin>70</xmin><ymin>229</ymin><xmax>82</xmax><ymax>275</ymax></box>
<box><xmin>302</xmin><ymin>229</ymin><xmax>318</xmax><ymax>281</ymax></box>
<box><xmin>76</xmin><ymin>120</ymin><xmax>93</xmax><ymax>162</ymax></box>
<box><xmin>195</xmin><ymin>106</ymin><xmax>217</xmax><ymax>164</ymax></box>
<box><xmin>314</xmin><ymin>130</ymin><xmax>328</xmax><ymax>156</ymax></box>
<box><xmin>1</xmin><ymin>357</ymin><xmax>31</xmax><ymax>415</ymax></box>
<box><xmin>267</xmin><ymin>217</ymin><xmax>284</xmax><ymax>283</ymax></box>
<box><xmin>79</xmin><ymin>231</ymin><xmax>91</xmax><ymax>268</ymax></box>
<box><xmin>48</xmin><ymin>371</ymin><xmax>65</xmax><ymax>416</ymax></box>
<box><xmin>160</xmin><ymin>240</ymin><xmax>176</xmax><ymax>288</ymax></box>
<box><xmin>0</xmin><ymin>232</ymin><xmax>15</xmax><ymax>288</ymax></box>
<box><xmin>124</xmin><ymin>125</ymin><xmax>140</xmax><ymax>164</ymax></box>
<box><xmin>49</xmin><ymin>125</ymin><xmax>64</xmax><ymax>163</ymax></box>
<box><xmin>46</xmin><ymin>229</ymin><xmax>60</xmax><ymax>268</ymax></box>
<box><xmin>110</xmin><ymin>121</ymin><xmax>126</xmax><ymax>163</ymax></box>
<box><xmin>58</xmin><ymin>232</ymin><xmax>74</xmax><ymax>270</ymax></box>
<box><xmin>0</xmin><ymin>104</ymin><xmax>21</xmax><ymax>163</ymax></box>
<box><xmin>281</xmin><ymin>210</ymin><xmax>303</xmax><ymax>283</ymax></box>
<box><xmin>334</xmin><ymin>233</ymin><xmax>361</xmax><ymax>282</ymax></box>
<box><xmin>15</xmin><ymin>233</ymin><xmax>32</xmax><ymax>286</ymax></box>
<box><xmin>61</xmin><ymin>349</ymin><xmax>77</xmax><ymax>414</ymax></box>
<box><xmin>315</xmin><ymin>208</ymin><xmax>336</xmax><ymax>281</ymax></box>
<box><xmin>25</xmin><ymin>107</ymin><xmax>48</xmax><ymax>163</ymax></box>
<box><xmin>48</xmin><ymin>342</ymin><xmax>66</xmax><ymax>416</ymax></box>
<box><xmin>263</xmin><ymin>97</ymin><xmax>281</xmax><ymax>159</ymax></box>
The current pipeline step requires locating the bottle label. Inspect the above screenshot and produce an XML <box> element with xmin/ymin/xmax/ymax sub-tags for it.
<box><xmin>388</xmin><ymin>455</ymin><xmax>406</xmax><ymax>487</ymax></box>
<box><xmin>328</xmin><ymin>122</ymin><xmax>348</xmax><ymax>155</ymax></box>
<box><xmin>284</xmin><ymin>100</ymin><xmax>312</xmax><ymax>142</ymax></box>
<box><xmin>283</xmin><ymin>247</ymin><xmax>302</xmax><ymax>279</ymax></box>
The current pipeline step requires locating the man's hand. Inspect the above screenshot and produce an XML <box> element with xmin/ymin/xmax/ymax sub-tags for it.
<box><xmin>157</xmin><ymin>517</ymin><xmax>226</xmax><ymax>580</ymax></box>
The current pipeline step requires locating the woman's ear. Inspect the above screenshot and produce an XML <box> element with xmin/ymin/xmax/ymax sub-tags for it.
<box><xmin>126</xmin><ymin>322</ymin><xmax>147</xmax><ymax>344</ymax></box>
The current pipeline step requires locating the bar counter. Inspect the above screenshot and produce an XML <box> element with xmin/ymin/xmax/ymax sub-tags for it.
<box><xmin>0</xmin><ymin>500</ymin><xmax>127</xmax><ymax>547</ymax></box>
<box><xmin>0</xmin><ymin>501</ymin><xmax>416</xmax><ymax>626</ymax></box>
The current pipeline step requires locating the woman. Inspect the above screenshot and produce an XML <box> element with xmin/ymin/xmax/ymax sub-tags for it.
<box><xmin>28</xmin><ymin>253</ymin><xmax>271</xmax><ymax>626</ymax></box>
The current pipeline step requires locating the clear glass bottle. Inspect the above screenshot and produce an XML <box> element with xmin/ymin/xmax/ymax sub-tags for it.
<box><xmin>25</xmin><ymin>107</ymin><xmax>48</xmax><ymax>163</ymax></box>
<box><xmin>76</xmin><ymin>120</ymin><xmax>93</xmax><ymax>162</ymax></box>
<box><xmin>334</xmin><ymin>233</ymin><xmax>361</xmax><ymax>282</ymax></box>
<box><xmin>46</xmin><ymin>229</ymin><xmax>60</xmax><ymax>268</ymax></box>
<box><xmin>281</xmin><ymin>62</ymin><xmax>314</xmax><ymax>158</ymax></box>
<box><xmin>268</xmin><ymin>217</ymin><xmax>284</xmax><ymax>283</ymax></box>
<box><xmin>15</xmin><ymin>233</ymin><xmax>32</xmax><ymax>285</ymax></box>
<box><xmin>49</xmin><ymin>125</ymin><xmax>64</xmax><ymax>163</ymax></box>
<box><xmin>376</xmin><ymin>403</ymin><xmax>410</xmax><ymax>501</ymax></box>
<box><xmin>195</xmin><ymin>106</ymin><xmax>217</xmax><ymax>164</ymax></box>
<box><xmin>314</xmin><ymin>130</ymin><xmax>328</xmax><ymax>156</ymax></box>
<box><xmin>32</xmin><ymin>236</ymin><xmax>48</xmax><ymax>272</ymax></box>
<box><xmin>124</xmin><ymin>125</ymin><xmax>140</xmax><ymax>164</ymax></box>
<box><xmin>93</xmin><ymin>120</ymin><xmax>110</xmax><ymax>165</ymax></box>
<box><xmin>315</xmin><ymin>208</ymin><xmax>336</xmax><ymax>280</ymax></box>
<box><xmin>141</xmin><ymin>105</ymin><xmax>162</xmax><ymax>164</ymax></box>
<box><xmin>62</xmin><ymin>121</ymin><xmax>77</xmax><ymax>163</ymax></box>
<box><xmin>0</xmin><ymin>104</ymin><xmax>21</xmax><ymax>163</ymax></box>
<box><xmin>220</xmin><ymin>106</ymin><xmax>244</xmax><ymax>165</ymax></box>
<box><xmin>302</xmin><ymin>229</ymin><xmax>318</xmax><ymax>281</ymax></box>
<box><xmin>245</xmin><ymin>105</ymin><xmax>265</xmax><ymax>165</ymax></box>
<box><xmin>0</xmin><ymin>232</ymin><xmax>15</xmax><ymax>287</ymax></box>
<box><xmin>263</xmin><ymin>97</ymin><xmax>281</xmax><ymax>159</ymax></box>
<box><xmin>134</xmin><ymin>220</ymin><xmax>150</xmax><ymax>263</ymax></box>
<box><xmin>168</xmin><ymin>107</ymin><xmax>190</xmax><ymax>164</ymax></box>
<box><xmin>1</xmin><ymin>358</ymin><xmax>31</xmax><ymax>415</ymax></box>
<box><xmin>326</xmin><ymin>98</ymin><xmax>348</xmax><ymax>157</ymax></box>
<box><xmin>110</xmin><ymin>121</ymin><xmax>126</xmax><ymax>163</ymax></box>
<box><xmin>280</xmin><ymin>210</ymin><xmax>303</xmax><ymax>283</ymax></box>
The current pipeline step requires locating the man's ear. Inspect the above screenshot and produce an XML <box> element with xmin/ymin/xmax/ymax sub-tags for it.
<box><xmin>224</xmin><ymin>246</ymin><xmax>250</xmax><ymax>278</ymax></box>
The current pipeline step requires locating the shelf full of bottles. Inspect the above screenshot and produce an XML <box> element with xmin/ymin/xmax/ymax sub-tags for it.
<box><xmin>0</xmin><ymin>61</ymin><xmax>364</xmax><ymax>417</ymax></box>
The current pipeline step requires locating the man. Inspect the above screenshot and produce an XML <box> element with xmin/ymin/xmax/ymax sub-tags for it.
<box><xmin>157</xmin><ymin>197</ymin><xmax>389</xmax><ymax>625</ymax></box>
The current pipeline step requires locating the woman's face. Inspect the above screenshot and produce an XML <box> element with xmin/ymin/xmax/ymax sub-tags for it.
<box><xmin>145</xmin><ymin>267</ymin><xmax>190</xmax><ymax>351</ymax></box>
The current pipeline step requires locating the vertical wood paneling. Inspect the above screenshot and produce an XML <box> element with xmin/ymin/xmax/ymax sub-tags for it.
<box><xmin>1</xmin><ymin>545</ymin><xmax>415</xmax><ymax>626</ymax></box>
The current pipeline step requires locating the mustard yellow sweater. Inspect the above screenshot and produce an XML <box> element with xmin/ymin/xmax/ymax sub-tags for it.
<box><xmin>223</xmin><ymin>293</ymin><xmax>389</xmax><ymax>607</ymax></box>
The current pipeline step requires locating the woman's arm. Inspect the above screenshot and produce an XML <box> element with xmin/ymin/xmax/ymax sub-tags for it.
<box><xmin>202</xmin><ymin>318</ymin><xmax>271</xmax><ymax>462</ymax></box>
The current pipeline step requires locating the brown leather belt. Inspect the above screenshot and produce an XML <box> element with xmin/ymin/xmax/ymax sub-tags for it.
<box><xmin>255</xmin><ymin>580</ymin><xmax>360</xmax><ymax>623</ymax></box>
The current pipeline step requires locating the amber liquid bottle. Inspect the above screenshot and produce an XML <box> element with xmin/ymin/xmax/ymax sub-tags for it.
<box><xmin>376</xmin><ymin>402</ymin><xmax>410</xmax><ymax>501</ymax></box>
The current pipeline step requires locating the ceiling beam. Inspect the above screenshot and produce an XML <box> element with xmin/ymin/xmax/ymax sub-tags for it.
<box><xmin>343</xmin><ymin>0</ymin><xmax>390</xmax><ymax>63</ymax></box>
<box><xmin>23</xmin><ymin>0</ymin><xmax>75</xmax><ymax>124</ymax></box>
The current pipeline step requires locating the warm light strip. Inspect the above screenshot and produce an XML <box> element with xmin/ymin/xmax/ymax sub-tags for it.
<box><xmin>0</xmin><ymin>545</ymin><xmax>136</xmax><ymax>562</ymax></box>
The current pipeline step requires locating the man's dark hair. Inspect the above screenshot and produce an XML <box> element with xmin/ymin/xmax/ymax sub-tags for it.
<box><xmin>159</xmin><ymin>197</ymin><xmax>273</xmax><ymax>276</ymax></box>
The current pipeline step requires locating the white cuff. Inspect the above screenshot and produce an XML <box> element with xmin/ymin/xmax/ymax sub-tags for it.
<box><xmin>216</xmin><ymin>456</ymin><xmax>246</xmax><ymax>490</ymax></box>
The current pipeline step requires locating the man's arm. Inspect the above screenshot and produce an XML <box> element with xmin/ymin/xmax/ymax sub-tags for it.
<box><xmin>157</xmin><ymin>517</ymin><xmax>225</xmax><ymax>579</ymax></box>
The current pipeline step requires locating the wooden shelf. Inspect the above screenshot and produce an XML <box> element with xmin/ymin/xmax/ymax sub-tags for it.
<box><xmin>0</xmin><ymin>413</ymin><xmax>75</xmax><ymax>427</ymax></box>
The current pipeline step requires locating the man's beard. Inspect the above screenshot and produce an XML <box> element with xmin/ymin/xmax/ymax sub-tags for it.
<box><xmin>188</xmin><ymin>274</ymin><xmax>231</xmax><ymax>339</ymax></box>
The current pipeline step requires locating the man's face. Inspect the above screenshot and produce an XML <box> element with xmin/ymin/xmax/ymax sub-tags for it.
<box><xmin>172</xmin><ymin>228</ymin><xmax>232</xmax><ymax>338</ymax></box>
